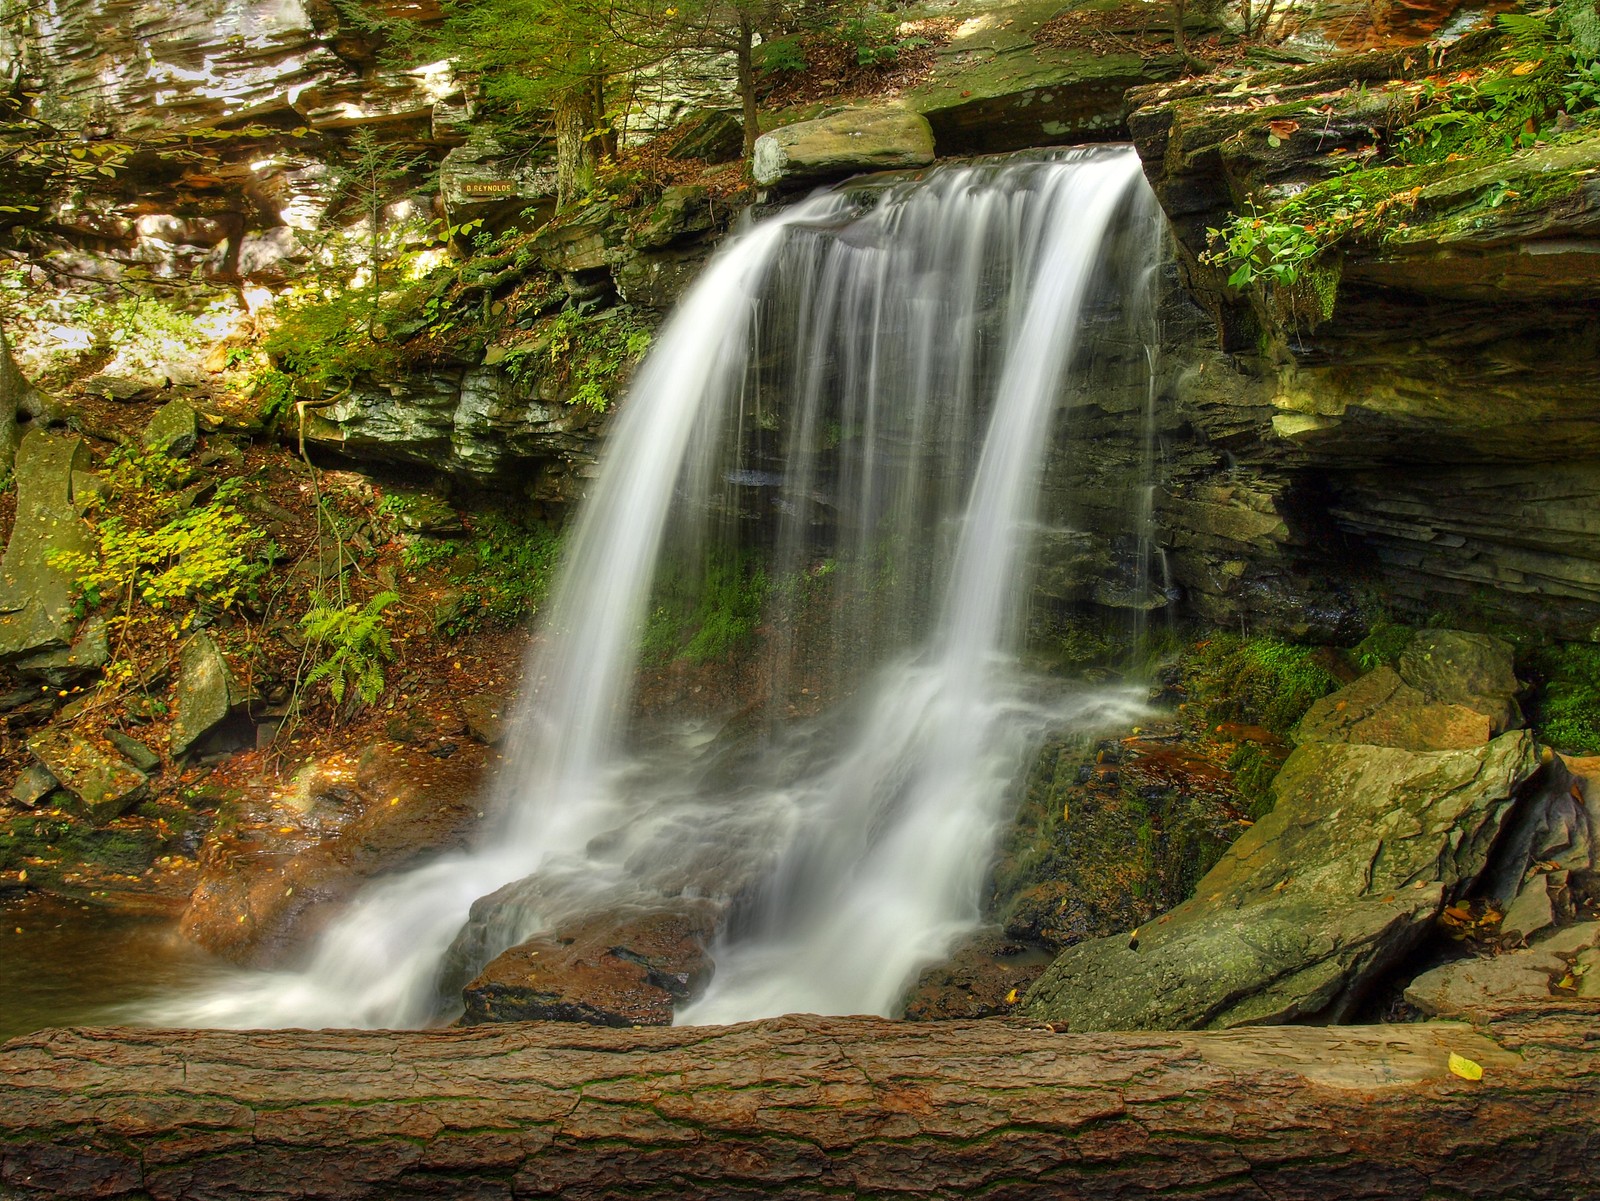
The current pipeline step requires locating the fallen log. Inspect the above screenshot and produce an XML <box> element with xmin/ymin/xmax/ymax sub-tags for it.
<box><xmin>1</xmin><ymin>1007</ymin><xmax>1596</xmax><ymax>1200</ymax></box>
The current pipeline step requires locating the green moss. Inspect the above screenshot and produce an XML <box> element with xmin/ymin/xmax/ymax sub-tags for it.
<box><xmin>1352</xmin><ymin>620</ymin><xmax>1415</xmax><ymax>672</ymax></box>
<box><xmin>1183</xmin><ymin>633</ymin><xmax>1339</xmax><ymax>736</ymax></box>
<box><xmin>435</xmin><ymin>512</ymin><xmax>563</xmax><ymax>635</ymax></box>
<box><xmin>1527</xmin><ymin>641</ymin><xmax>1600</xmax><ymax>753</ymax></box>
<box><xmin>1224</xmin><ymin>741</ymin><xmax>1283</xmax><ymax>821</ymax></box>
<box><xmin>642</xmin><ymin>553</ymin><xmax>770</xmax><ymax>666</ymax></box>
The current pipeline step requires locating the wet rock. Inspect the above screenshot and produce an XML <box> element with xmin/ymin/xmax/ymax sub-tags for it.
<box><xmin>1405</xmin><ymin>921</ymin><xmax>1600</xmax><ymax>1018</ymax></box>
<box><xmin>0</xmin><ymin>431</ymin><xmax>94</xmax><ymax>664</ymax></box>
<box><xmin>141</xmin><ymin>399</ymin><xmax>199</xmax><ymax>457</ymax></box>
<box><xmin>900</xmin><ymin>927</ymin><xmax>1054</xmax><ymax>1020</ymax></box>
<box><xmin>753</xmin><ymin>107</ymin><xmax>935</xmax><ymax>188</ymax></box>
<box><xmin>1020</xmin><ymin>731</ymin><xmax>1539</xmax><ymax>1032</ymax></box>
<box><xmin>180</xmin><ymin>743</ymin><xmax>489</xmax><ymax>966</ymax></box>
<box><xmin>26</xmin><ymin>730</ymin><xmax>150</xmax><ymax>825</ymax></box>
<box><xmin>992</xmin><ymin>730</ymin><xmax>1240</xmax><ymax>949</ymax></box>
<box><xmin>105</xmin><ymin>731</ymin><xmax>161</xmax><ymax>775</ymax></box>
<box><xmin>460</xmin><ymin>693</ymin><xmax>511</xmax><ymax>745</ymax></box>
<box><xmin>11</xmin><ymin>765</ymin><xmax>58</xmax><ymax>808</ymax></box>
<box><xmin>460</xmin><ymin>901</ymin><xmax>718</xmax><ymax>1026</ymax></box>
<box><xmin>170</xmin><ymin>633</ymin><xmax>246</xmax><ymax>757</ymax></box>
<box><xmin>384</xmin><ymin>703</ymin><xmax>467</xmax><ymax>748</ymax></box>
<box><xmin>1294</xmin><ymin>666</ymin><xmax>1493</xmax><ymax>751</ymax></box>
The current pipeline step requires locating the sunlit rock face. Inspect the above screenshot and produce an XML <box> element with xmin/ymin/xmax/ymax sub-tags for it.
<box><xmin>11</xmin><ymin>0</ymin><xmax>463</xmax><ymax>282</ymax></box>
<box><xmin>29</xmin><ymin>0</ymin><xmax>341</xmax><ymax>132</ymax></box>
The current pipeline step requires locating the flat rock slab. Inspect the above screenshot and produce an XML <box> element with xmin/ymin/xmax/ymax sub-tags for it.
<box><xmin>0</xmin><ymin>1009</ymin><xmax>1594</xmax><ymax>1200</ymax></box>
<box><xmin>1296</xmin><ymin>665</ymin><xmax>1492</xmax><ymax>750</ymax></box>
<box><xmin>26</xmin><ymin>729</ymin><xmax>149</xmax><ymax>825</ymax></box>
<box><xmin>1407</xmin><ymin>923</ymin><xmax>1600</xmax><ymax>1018</ymax></box>
<box><xmin>1021</xmin><ymin>731</ymin><xmax>1538</xmax><ymax>1031</ymax></box>
<box><xmin>753</xmin><ymin>107</ymin><xmax>935</xmax><ymax>188</ymax></box>
<box><xmin>0</xmin><ymin>431</ymin><xmax>93</xmax><ymax>662</ymax></box>
<box><xmin>906</xmin><ymin>0</ymin><xmax>1191</xmax><ymax>153</ymax></box>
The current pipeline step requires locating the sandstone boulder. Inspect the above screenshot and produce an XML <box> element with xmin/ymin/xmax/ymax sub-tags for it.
<box><xmin>1020</xmin><ymin>731</ymin><xmax>1539</xmax><ymax>1031</ymax></box>
<box><xmin>1405</xmin><ymin>921</ymin><xmax>1600</xmax><ymax>1018</ymax></box>
<box><xmin>752</xmin><ymin>108</ymin><xmax>935</xmax><ymax>188</ymax></box>
<box><xmin>1295</xmin><ymin>629</ymin><xmax>1520</xmax><ymax>750</ymax></box>
<box><xmin>460</xmin><ymin>901</ymin><xmax>719</xmax><ymax>1026</ymax></box>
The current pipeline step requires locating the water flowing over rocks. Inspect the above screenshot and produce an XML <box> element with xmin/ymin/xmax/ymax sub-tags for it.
<box><xmin>179</xmin><ymin>742</ymin><xmax>489</xmax><ymax>966</ymax></box>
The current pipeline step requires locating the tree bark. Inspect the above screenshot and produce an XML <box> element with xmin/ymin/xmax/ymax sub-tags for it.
<box><xmin>736</xmin><ymin>14</ymin><xmax>759</xmax><ymax>163</ymax></box>
<box><xmin>553</xmin><ymin>74</ymin><xmax>603</xmax><ymax>211</ymax></box>
<box><xmin>1</xmin><ymin>1007</ymin><xmax>1595</xmax><ymax>1199</ymax></box>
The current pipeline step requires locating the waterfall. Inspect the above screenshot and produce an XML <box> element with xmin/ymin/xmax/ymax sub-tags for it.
<box><xmin>153</xmin><ymin>145</ymin><xmax>1162</xmax><ymax>1030</ymax></box>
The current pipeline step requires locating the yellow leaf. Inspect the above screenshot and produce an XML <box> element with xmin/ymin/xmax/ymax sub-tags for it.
<box><xmin>1448</xmin><ymin>1052</ymin><xmax>1483</xmax><ymax>1081</ymax></box>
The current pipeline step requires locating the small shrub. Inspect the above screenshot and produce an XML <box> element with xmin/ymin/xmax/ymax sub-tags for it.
<box><xmin>50</xmin><ymin>449</ymin><xmax>266</xmax><ymax>617</ymax></box>
<box><xmin>1528</xmin><ymin>641</ymin><xmax>1600</xmax><ymax>753</ymax></box>
<box><xmin>437</xmin><ymin>515</ymin><xmax>562</xmax><ymax>634</ymax></box>
<box><xmin>505</xmin><ymin>307</ymin><xmax>653</xmax><ymax>411</ymax></box>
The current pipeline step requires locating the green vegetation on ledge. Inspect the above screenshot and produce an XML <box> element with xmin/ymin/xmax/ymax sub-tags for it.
<box><xmin>1202</xmin><ymin>2</ymin><xmax>1600</xmax><ymax>324</ymax></box>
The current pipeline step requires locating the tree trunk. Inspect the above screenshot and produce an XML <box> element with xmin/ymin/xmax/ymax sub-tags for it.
<box><xmin>737</xmin><ymin>15</ymin><xmax>760</xmax><ymax>163</ymax></box>
<box><xmin>553</xmin><ymin>74</ymin><xmax>603</xmax><ymax>211</ymax></box>
<box><xmin>1</xmin><ymin>1008</ymin><xmax>1595</xmax><ymax>1199</ymax></box>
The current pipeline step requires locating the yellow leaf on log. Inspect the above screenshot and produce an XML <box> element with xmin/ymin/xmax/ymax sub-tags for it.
<box><xmin>1448</xmin><ymin>1052</ymin><xmax>1483</xmax><ymax>1081</ymax></box>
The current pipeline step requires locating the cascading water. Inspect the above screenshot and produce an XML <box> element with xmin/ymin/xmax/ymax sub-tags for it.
<box><xmin>153</xmin><ymin>145</ymin><xmax>1163</xmax><ymax>1030</ymax></box>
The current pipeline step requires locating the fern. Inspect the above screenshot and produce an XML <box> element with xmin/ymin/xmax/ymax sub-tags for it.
<box><xmin>301</xmin><ymin>591</ymin><xmax>399</xmax><ymax>709</ymax></box>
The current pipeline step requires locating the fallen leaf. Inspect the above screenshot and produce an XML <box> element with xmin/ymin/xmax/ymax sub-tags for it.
<box><xmin>1267</xmin><ymin>119</ymin><xmax>1300</xmax><ymax>140</ymax></box>
<box><xmin>1448</xmin><ymin>1052</ymin><xmax>1483</xmax><ymax>1081</ymax></box>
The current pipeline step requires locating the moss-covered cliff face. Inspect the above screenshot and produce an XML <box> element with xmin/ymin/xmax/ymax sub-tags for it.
<box><xmin>9</xmin><ymin>0</ymin><xmax>1600</xmax><ymax>641</ymax></box>
<box><xmin>1123</xmin><ymin>29</ymin><xmax>1600</xmax><ymax>640</ymax></box>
